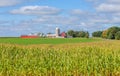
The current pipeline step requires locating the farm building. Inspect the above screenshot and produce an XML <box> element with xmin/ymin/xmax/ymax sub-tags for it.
<box><xmin>20</xmin><ymin>32</ymin><xmax>45</xmax><ymax>38</ymax></box>
<box><xmin>46</xmin><ymin>34</ymin><xmax>56</xmax><ymax>38</ymax></box>
<box><xmin>47</xmin><ymin>28</ymin><xmax>67</xmax><ymax>38</ymax></box>
<box><xmin>20</xmin><ymin>35</ymin><xmax>39</xmax><ymax>38</ymax></box>
<box><xmin>20</xmin><ymin>33</ymin><xmax>39</xmax><ymax>38</ymax></box>
<box><xmin>60</xmin><ymin>32</ymin><xmax>67</xmax><ymax>38</ymax></box>
<box><xmin>20</xmin><ymin>27</ymin><xmax>67</xmax><ymax>38</ymax></box>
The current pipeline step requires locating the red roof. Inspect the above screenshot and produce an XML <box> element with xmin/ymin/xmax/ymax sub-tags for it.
<box><xmin>21</xmin><ymin>35</ymin><xmax>39</xmax><ymax>38</ymax></box>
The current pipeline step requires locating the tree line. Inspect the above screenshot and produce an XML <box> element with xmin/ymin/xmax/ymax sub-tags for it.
<box><xmin>67</xmin><ymin>30</ymin><xmax>89</xmax><ymax>38</ymax></box>
<box><xmin>92</xmin><ymin>26</ymin><xmax>120</xmax><ymax>40</ymax></box>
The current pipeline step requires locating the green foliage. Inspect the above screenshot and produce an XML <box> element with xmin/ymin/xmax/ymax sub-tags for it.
<box><xmin>107</xmin><ymin>26</ymin><xmax>120</xmax><ymax>39</ymax></box>
<box><xmin>108</xmin><ymin>33</ymin><xmax>114</xmax><ymax>39</ymax></box>
<box><xmin>67</xmin><ymin>30</ymin><xmax>89</xmax><ymax>38</ymax></box>
<box><xmin>85</xmin><ymin>31</ymin><xmax>89</xmax><ymax>38</ymax></box>
<box><xmin>92</xmin><ymin>31</ymin><xmax>103</xmax><ymax>37</ymax></box>
<box><xmin>101</xmin><ymin>26</ymin><xmax>120</xmax><ymax>40</ymax></box>
<box><xmin>115</xmin><ymin>31</ymin><xmax>120</xmax><ymax>40</ymax></box>
<box><xmin>67</xmin><ymin>30</ymin><xmax>75</xmax><ymax>37</ymax></box>
<box><xmin>102</xmin><ymin>30</ymin><xmax>108</xmax><ymax>38</ymax></box>
<box><xmin>78</xmin><ymin>31</ymin><xmax>86</xmax><ymax>37</ymax></box>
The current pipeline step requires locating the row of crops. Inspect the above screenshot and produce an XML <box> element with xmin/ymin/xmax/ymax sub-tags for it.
<box><xmin>0</xmin><ymin>41</ymin><xmax>120</xmax><ymax>76</ymax></box>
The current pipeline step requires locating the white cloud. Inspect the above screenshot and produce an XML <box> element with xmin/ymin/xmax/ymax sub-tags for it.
<box><xmin>0</xmin><ymin>0</ymin><xmax>21</xmax><ymax>6</ymax></box>
<box><xmin>87</xmin><ymin>0</ymin><xmax>120</xmax><ymax>4</ymax></box>
<box><xmin>70</xmin><ymin>9</ymin><xmax>87</xmax><ymax>15</ymax></box>
<box><xmin>30</xmin><ymin>15</ymin><xmax>80</xmax><ymax>25</ymax></box>
<box><xmin>107</xmin><ymin>0</ymin><xmax>120</xmax><ymax>3</ymax></box>
<box><xmin>96</xmin><ymin>3</ymin><xmax>120</xmax><ymax>13</ymax></box>
<box><xmin>0</xmin><ymin>0</ymin><xmax>34</xmax><ymax>7</ymax></box>
<box><xmin>93</xmin><ymin>0</ymin><xmax>120</xmax><ymax>25</ymax></box>
<box><xmin>10</xmin><ymin>6</ymin><xmax>61</xmax><ymax>15</ymax></box>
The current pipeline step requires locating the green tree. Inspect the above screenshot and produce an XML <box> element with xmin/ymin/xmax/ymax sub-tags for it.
<box><xmin>92</xmin><ymin>31</ymin><xmax>103</xmax><ymax>37</ymax></box>
<box><xmin>67</xmin><ymin>30</ymin><xmax>75</xmax><ymax>37</ymax></box>
<box><xmin>67</xmin><ymin>30</ymin><xmax>89</xmax><ymax>38</ymax></box>
<box><xmin>85</xmin><ymin>31</ymin><xmax>89</xmax><ymax>38</ymax></box>
<box><xmin>79</xmin><ymin>31</ymin><xmax>86</xmax><ymax>37</ymax></box>
<box><xmin>102</xmin><ymin>30</ymin><xmax>108</xmax><ymax>38</ymax></box>
<box><xmin>74</xmin><ymin>31</ymin><xmax>79</xmax><ymax>37</ymax></box>
<box><xmin>115</xmin><ymin>31</ymin><xmax>120</xmax><ymax>40</ymax></box>
<box><xmin>108</xmin><ymin>33</ymin><xmax>114</xmax><ymax>39</ymax></box>
<box><xmin>107</xmin><ymin>26</ymin><xmax>120</xmax><ymax>39</ymax></box>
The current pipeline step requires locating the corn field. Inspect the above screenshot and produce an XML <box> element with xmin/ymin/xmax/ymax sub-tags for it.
<box><xmin>0</xmin><ymin>40</ymin><xmax>120</xmax><ymax>76</ymax></box>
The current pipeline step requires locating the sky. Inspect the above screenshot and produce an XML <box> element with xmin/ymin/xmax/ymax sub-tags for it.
<box><xmin>0</xmin><ymin>0</ymin><xmax>120</xmax><ymax>37</ymax></box>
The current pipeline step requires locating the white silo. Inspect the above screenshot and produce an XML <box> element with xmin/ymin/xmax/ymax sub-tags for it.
<box><xmin>56</xmin><ymin>27</ymin><xmax>60</xmax><ymax>37</ymax></box>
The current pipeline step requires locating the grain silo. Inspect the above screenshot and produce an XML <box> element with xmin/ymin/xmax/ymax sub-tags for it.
<box><xmin>56</xmin><ymin>27</ymin><xmax>60</xmax><ymax>37</ymax></box>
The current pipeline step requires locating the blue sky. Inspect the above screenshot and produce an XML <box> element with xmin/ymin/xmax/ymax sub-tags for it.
<box><xmin>0</xmin><ymin>0</ymin><xmax>120</xmax><ymax>37</ymax></box>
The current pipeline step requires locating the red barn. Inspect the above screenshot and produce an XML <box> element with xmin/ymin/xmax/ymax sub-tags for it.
<box><xmin>60</xmin><ymin>32</ymin><xmax>67</xmax><ymax>38</ymax></box>
<box><xmin>21</xmin><ymin>35</ymin><xmax>39</xmax><ymax>38</ymax></box>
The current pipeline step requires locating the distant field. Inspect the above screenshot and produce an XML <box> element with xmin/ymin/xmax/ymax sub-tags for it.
<box><xmin>0</xmin><ymin>37</ymin><xmax>102</xmax><ymax>45</ymax></box>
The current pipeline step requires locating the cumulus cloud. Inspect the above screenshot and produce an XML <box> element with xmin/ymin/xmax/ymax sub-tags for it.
<box><xmin>10</xmin><ymin>6</ymin><xmax>61</xmax><ymax>15</ymax></box>
<box><xmin>0</xmin><ymin>0</ymin><xmax>21</xmax><ymax>6</ymax></box>
<box><xmin>0</xmin><ymin>20</ymin><xmax>34</xmax><ymax>37</ymax></box>
<box><xmin>0</xmin><ymin>0</ymin><xmax>35</xmax><ymax>7</ymax></box>
<box><xmin>70</xmin><ymin>9</ymin><xmax>86</xmax><ymax>15</ymax></box>
<box><xmin>32</xmin><ymin>15</ymin><xmax>80</xmax><ymax>25</ymax></box>
<box><xmin>94</xmin><ymin>0</ymin><xmax>120</xmax><ymax>13</ymax></box>
<box><xmin>86</xmin><ymin>0</ymin><xmax>120</xmax><ymax>25</ymax></box>
<box><xmin>106</xmin><ymin>0</ymin><xmax>120</xmax><ymax>3</ymax></box>
<box><xmin>87</xmin><ymin>0</ymin><xmax>120</xmax><ymax>4</ymax></box>
<box><xmin>96</xmin><ymin>3</ymin><xmax>120</xmax><ymax>13</ymax></box>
